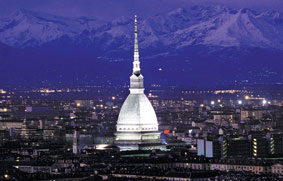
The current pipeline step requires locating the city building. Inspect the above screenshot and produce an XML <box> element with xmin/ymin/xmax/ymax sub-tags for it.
<box><xmin>197</xmin><ymin>137</ymin><xmax>227</xmax><ymax>158</ymax></box>
<box><xmin>73</xmin><ymin>130</ymin><xmax>81</xmax><ymax>154</ymax></box>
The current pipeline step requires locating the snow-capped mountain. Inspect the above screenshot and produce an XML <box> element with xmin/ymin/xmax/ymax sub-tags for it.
<box><xmin>1</xmin><ymin>6</ymin><xmax>283</xmax><ymax>87</ymax></box>
<box><xmin>1</xmin><ymin>6</ymin><xmax>283</xmax><ymax>50</ymax></box>
<box><xmin>0</xmin><ymin>9</ymin><xmax>105</xmax><ymax>47</ymax></box>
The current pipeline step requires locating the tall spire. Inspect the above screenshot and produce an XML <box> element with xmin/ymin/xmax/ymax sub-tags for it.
<box><xmin>130</xmin><ymin>15</ymin><xmax>144</xmax><ymax>92</ymax></box>
<box><xmin>133</xmin><ymin>15</ymin><xmax>141</xmax><ymax>76</ymax></box>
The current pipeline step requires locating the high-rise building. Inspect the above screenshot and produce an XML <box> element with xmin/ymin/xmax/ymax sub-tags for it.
<box><xmin>268</xmin><ymin>132</ymin><xmax>283</xmax><ymax>155</ymax></box>
<box><xmin>197</xmin><ymin>137</ymin><xmax>227</xmax><ymax>158</ymax></box>
<box><xmin>73</xmin><ymin>130</ymin><xmax>80</xmax><ymax>154</ymax></box>
<box><xmin>227</xmin><ymin>136</ymin><xmax>251</xmax><ymax>157</ymax></box>
<box><xmin>115</xmin><ymin>15</ymin><xmax>161</xmax><ymax>151</ymax></box>
<box><xmin>249</xmin><ymin>132</ymin><xmax>269</xmax><ymax>158</ymax></box>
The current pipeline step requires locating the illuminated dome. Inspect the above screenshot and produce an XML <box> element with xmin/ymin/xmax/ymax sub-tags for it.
<box><xmin>115</xmin><ymin>15</ymin><xmax>160</xmax><ymax>151</ymax></box>
<box><xmin>117</xmin><ymin>92</ymin><xmax>159</xmax><ymax>131</ymax></box>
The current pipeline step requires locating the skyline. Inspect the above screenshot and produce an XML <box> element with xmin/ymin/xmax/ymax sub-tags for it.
<box><xmin>1</xmin><ymin>1</ymin><xmax>283</xmax><ymax>180</ymax></box>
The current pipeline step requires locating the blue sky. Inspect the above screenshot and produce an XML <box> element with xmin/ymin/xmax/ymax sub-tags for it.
<box><xmin>0</xmin><ymin>0</ymin><xmax>283</xmax><ymax>19</ymax></box>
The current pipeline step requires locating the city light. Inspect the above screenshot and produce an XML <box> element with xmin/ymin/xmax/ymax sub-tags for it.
<box><xmin>262</xmin><ymin>100</ymin><xmax>267</xmax><ymax>105</ymax></box>
<box><xmin>4</xmin><ymin>174</ymin><xmax>8</xmax><ymax>179</ymax></box>
<box><xmin>164</xmin><ymin>130</ymin><xmax>170</xmax><ymax>134</ymax></box>
<box><xmin>214</xmin><ymin>90</ymin><xmax>252</xmax><ymax>94</ymax></box>
<box><xmin>96</xmin><ymin>144</ymin><xmax>109</xmax><ymax>150</ymax></box>
<box><xmin>238</xmin><ymin>100</ymin><xmax>242</xmax><ymax>105</ymax></box>
<box><xmin>211</xmin><ymin>101</ymin><xmax>215</xmax><ymax>105</ymax></box>
<box><xmin>40</xmin><ymin>88</ymin><xmax>55</xmax><ymax>93</ymax></box>
<box><xmin>0</xmin><ymin>89</ymin><xmax>6</xmax><ymax>94</ymax></box>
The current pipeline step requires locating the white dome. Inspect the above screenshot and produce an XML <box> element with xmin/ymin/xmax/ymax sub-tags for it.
<box><xmin>117</xmin><ymin>93</ymin><xmax>158</xmax><ymax>131</ymax></box>
<box><xmin>114</xmin><ymin>16</ymin><xmax>161</xmax><ymax>150</ymax></box>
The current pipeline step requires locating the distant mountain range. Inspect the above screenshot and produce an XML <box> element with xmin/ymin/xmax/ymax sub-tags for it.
<box><xmin>0</xmin><ymin>6</ymin><xmax>283</xmax><ymax>87</ymax></box>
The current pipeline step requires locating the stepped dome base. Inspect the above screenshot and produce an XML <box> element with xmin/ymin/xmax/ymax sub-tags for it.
<box><xmin>115</xmin><ymin>131</ymin><xmax>161</xmax><ymax>151</ymax></box>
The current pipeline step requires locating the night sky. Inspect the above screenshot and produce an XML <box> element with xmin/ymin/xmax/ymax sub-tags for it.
<box><xmin>1</xmin><ymin>0</ymin><xmax>283</xmax><ymax>19</ymax></box>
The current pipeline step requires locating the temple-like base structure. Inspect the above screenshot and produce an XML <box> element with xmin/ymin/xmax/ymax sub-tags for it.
<box><xmin>114</xmin><ymin>131</ymin><xmax>163</xmax><ymax>151</ymax></box>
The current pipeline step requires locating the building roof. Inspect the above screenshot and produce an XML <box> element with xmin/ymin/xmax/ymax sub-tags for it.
<box><xmin>117</xmin><ymin>93</ymin><xmax>158</xmax><ymax>126</ymax></box>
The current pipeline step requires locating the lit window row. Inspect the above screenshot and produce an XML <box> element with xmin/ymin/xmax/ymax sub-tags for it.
<box><xmin>118</xmin><ymin>127</ymin><xmax>157</xmax><ymax>131</ymax></box>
